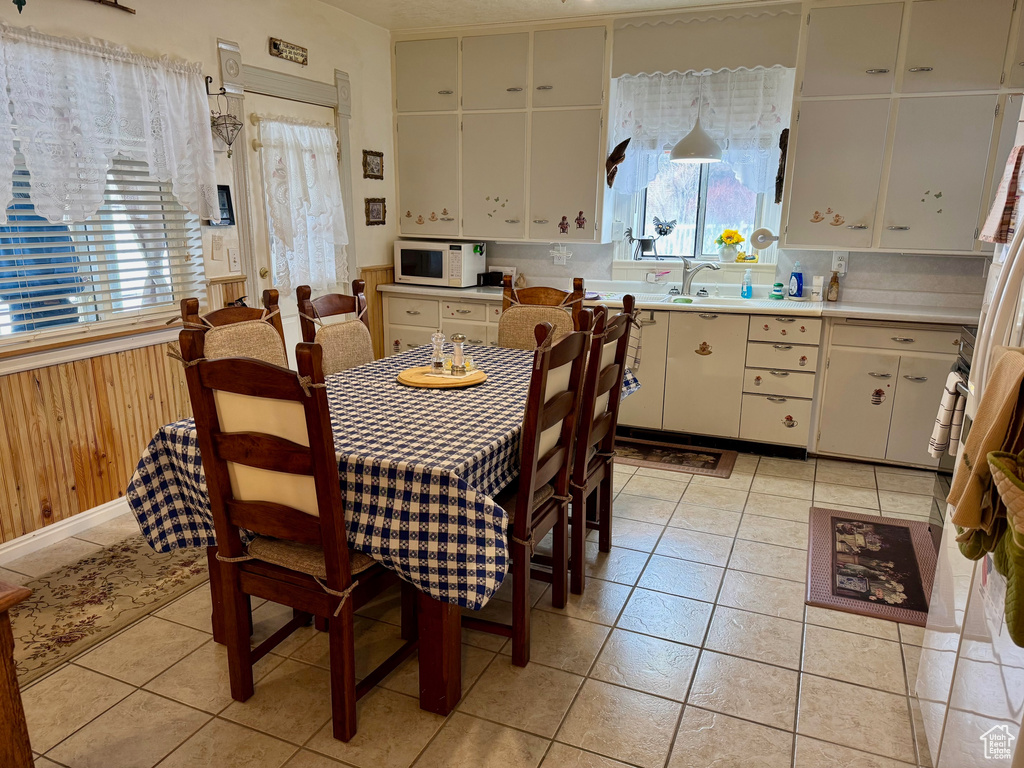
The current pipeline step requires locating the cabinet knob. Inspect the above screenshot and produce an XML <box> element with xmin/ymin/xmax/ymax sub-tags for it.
<box><xmin>887</xmin><ymin>226</ymin><xmax>911</xmax><ymax>231</ymax></box>
<box><xmin>908</xmin><ymin>67</ymin><xmax>934</xmax><ymax>73</ymax></box>
<box><xmin>769</xmin><ymin>370</ymin><xmax>790</xmax><ymax>377</ymax></box>
<box><xmin>868</xmin><ymin>372</ymin><xmax>892</xmax><ymax>378</ymax></box>
<box><xmin>767</xmin><ymin>396</ymin><xmax>788</xmax><ymax>403</ymax></box>
<box><xmin>698</xmin><ymin>313</ymin><xmax>719</xmax><ymax>319</ymax></box>
<box><xmin>773</xmin><ymin>344</ymin><xmax>793</xmax><ymax>350</ymax></box>
<box><xmin>847</xmin><ymin>225</ymin><xmax>869</xmax><ymax>230</ymax></box>
<box><xmin>506</xmin><ymin>87</ymin><xmax>523</xmax><ymax>92</ymax></box>
<box><xmin>774</xmin><ymin>317</ymin><xmax>796</xmax><ymax>323</ymax></box>
<box><xmin>865</xmin><ymin>68</ymin><xmax>890</xmax><ymax>74</ymax></box>
<box><xmin>904</xmin><ymin>375</ymin><xmax>929</xmax><ymax>382</ymax></box>
<box><xmin>437</xmin><ymin>89</ymin><xmax>454</xmax><ymax>95</ymax></box>
<box><xmin>536</xmin><ymin>85</ymin><xmax>554</xmax><ymax>90</ymax></box>
<box><xmin>891</xmin><ymin>337</ymin><xmax>915</xmax><ymax>343</ymax></box>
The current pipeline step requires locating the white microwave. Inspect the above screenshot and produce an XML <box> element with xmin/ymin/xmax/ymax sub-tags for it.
<box><xmin>393</xmin><ymin>240</ymin><xmax>487</xmax><ymax>288</ymax></box>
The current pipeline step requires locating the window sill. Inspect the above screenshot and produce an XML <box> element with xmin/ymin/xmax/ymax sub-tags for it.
<box><xmin>0</xmin><ymin>322</ymin><xmax>180</xmax><ymax>377</ymax></box>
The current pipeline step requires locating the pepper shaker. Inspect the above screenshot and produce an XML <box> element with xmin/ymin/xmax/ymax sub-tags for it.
<box><xmin>430</xmin><ymin>331</ymin><xmax>446</xmax><ymax>372</ymax></box>
<box><xmin>450</xmin><ymin>333</ymin><xmax>467</xmax><ymax>375</ymax></box>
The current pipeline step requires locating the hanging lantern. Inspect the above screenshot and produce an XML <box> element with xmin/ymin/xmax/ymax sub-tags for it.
<box><xmin>206</xmin><ymin>76</ymin><xmax>242</xmax><ymax>158</ymax></box>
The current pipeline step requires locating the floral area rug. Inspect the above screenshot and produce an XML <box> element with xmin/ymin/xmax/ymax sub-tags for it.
<box><xmin>615</xmin><ymin>437</ymin><xmax>737</xmax><ymax>479</ymax></box>
<box><xmin>806</xmin><ymin>507</ymin><xmax>937</xmax><ymax>626</ymax></box>
<box><xmin>10</xmin><ymin>534</ymin><xmax>208</xmax><ymax>684</ymax></box>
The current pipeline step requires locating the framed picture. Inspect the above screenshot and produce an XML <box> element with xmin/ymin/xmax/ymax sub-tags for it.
<box><xmin>365</xmin><ymin>197</ymin><xmax>386</xmax><ymax>226</ymax></box>
<box><xmin>208</xmin><ymin>185</ymin><xmax>235</xmax><ymax>226</ymax></box>
<box><xmin>362</xmin><ymin>150</ymin><xmax>384</xmax><ymax>180</ymax></box>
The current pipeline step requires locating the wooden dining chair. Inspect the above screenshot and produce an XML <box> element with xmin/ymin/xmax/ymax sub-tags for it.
<box><xmin>463</xmin><ymin>311</ymin><xmax>592</xmax><ymax>666</ymax></box>
<box><xmin>497</xmin><ymin>275</ymin><xmax>585</xmax><ymax>350</ymax></box>
<box><xmin>569</xmin><ymin>296</ymin><xmax>635</xmax><ymax>595</ymax></box>
<box><xmin>178</xmin><ymin>329</ymin><xmax>417</xmax><ymax>741</ymax></box>
<box><xmin>180</xmin><ymin>289</ymin><xmax>287</xmax><ymax>367</ymax></box>
<box><xmin>296</xmin><ymin>281</ymin><xmax>374</xmax><ymax>374</ymax></box>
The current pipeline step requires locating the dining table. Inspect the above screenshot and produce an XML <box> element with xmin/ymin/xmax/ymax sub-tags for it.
<box><xmin>126</xmin><ymin>343</ymin><xmax>640</xmax><ymax>715</ymax></box>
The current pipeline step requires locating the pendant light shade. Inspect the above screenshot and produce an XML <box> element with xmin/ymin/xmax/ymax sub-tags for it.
<box><xmin>669</xmin><ymin>116</ymin><xmax>722</xmax><ymax>164</ymax></box>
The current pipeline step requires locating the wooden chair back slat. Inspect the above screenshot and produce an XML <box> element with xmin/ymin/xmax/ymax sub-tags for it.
<box><xmin>212</xmin><ymin>433</ymin><xmax>315</xmax><ymax>476</ymax></box>
<box><xmin>501</xmin><ymin>275</ymin><xmax>585</xmax><ymax>325</ymax></box>
<box><xmin>225</xmin><ymin>500</ymin><xmax>323</xmax><ymax>547</ymax></box>
<box><xmin>297</xmin><ymin>281</ymin><xmax>370</xmax><ymax>343</ymax></box>
<box><xmin>182</xmin><ymin>289</ymin><xmax>285</xmax><ymax>340</ymax></box>
<box><xmin>199</xmin><ymin>361</ymin><xmax>306</xmax><ymax>400</ymax></box>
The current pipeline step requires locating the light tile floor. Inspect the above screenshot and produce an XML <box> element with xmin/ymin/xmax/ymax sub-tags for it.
<box><xmin>6</xmin><ymin>452</ymin><xmax>945</xmax><ymax>768</ymax></box>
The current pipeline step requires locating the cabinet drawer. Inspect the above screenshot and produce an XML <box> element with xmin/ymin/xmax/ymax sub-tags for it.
<box><xmin>386</xmin><ymin>325</ymin><xmax>437</xmax><ymax>356</ymax></box>
<box><xmin>442</xmin><ymin>301</ymin><xmax>487</xmax><ymax>322</ymax></box>
<box><xmin>748</xmin><ymin>316</ymin><xmax>822</xmax><ymax>344</ymax></box>
<box><xmin>831</xmin><ymin>325</ymin><xmax>960</xmax><ymax>354</ymax></box>
<box><xmin>441</xmin><ymin>319</ymin><xmax>488</xmax><ymax>346</ymax></box>
<box><xmin>487</xmin><ymin>303</ymin><xmax>502</xmax><ymax>323</ymax></box>
<box><xmin>743</xmin><ymin>368</ymin><xmax>816</xmax><ymax>399</ymax></box>
<box><xmin>745</xmin><ymin>342</ymin><xmax>819</xmax><ymax>372</ymax></box>
<box><xmin>740</xmin><ymin>394</ymin><xmax>813</xmax><ymax>447</ymax></box>
<box><xmin>387</xmin><ymin>297</ymin><xmax>440</xmax><ymax>328</ymax></box>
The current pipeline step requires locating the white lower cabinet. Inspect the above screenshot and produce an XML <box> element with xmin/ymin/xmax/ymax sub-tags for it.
<box><xmin>382</xmin><ymin>290</ymin><xmax>502</xmax><ymax>356</ymax></box>
<box><xmin>387</xmin><ymin>326</ymin><xmax>438</xmax><ymax>356</ymax></box>
<box><xmin>441</xmin><ymin>319</ymin><xmax>488</xmax><ymax>347</ymax></box>
<box><xmin>740</xmin><ymin>394</ymin><xmax>814</xmax><ymax>447</ymax></box>
<box><xmin>663</xmin><ymin>312</ymin><xmax>749</xmax><ymax>438</ymax></box>
<box><xmin>618</xmin><ymin>310</ymin><xmax>669</xmax><ymax>430</ymax></box>
<box><xmin>885</xmin><ymin>353</ymin><xmax>958</xmax><ymax>466</ymax></box>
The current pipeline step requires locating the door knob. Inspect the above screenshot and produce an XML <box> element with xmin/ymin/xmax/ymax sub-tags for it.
<box><xmin>259</xmin><ymin>267</ymin><xmax>269</xmax><ymax>279</ymax></box>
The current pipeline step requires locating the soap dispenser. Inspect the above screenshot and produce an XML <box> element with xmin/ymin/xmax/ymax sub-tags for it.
<box><xmin>741</xmin><ymin>269</ymin><xmax>753</xmax><ymax>299</ymax></box>
<box><xmin>789</xmin><ymin>260</ymin><xmax>804</xmax><ymax>298</ymax></box>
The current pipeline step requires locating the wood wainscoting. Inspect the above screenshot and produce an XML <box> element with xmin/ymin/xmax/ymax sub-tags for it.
<box><xmin>207</xmin><ymin>275</ymin><xmax>249</xmax><ymax>309</ymax></box>
<box><xmin>0</xmin><ymin>342</ymin><xmax>191</xmax><ymax>545</ymax></box>
<box><xmin>359</xmin><ymin>264</ymin><xmax>394</xmax><ymax>360</ymax></box>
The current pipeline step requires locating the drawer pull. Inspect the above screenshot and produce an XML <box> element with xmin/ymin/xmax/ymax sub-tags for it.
<box><xmin>904</xmin><ymin>375</ymin><xmax>929</xmax><ymax>382</ymax></box>
<box><xmin>439</xmin><ymin>217</ymin><xmax>455</xmax><ymax>221</ymax></box>
<box><xmin>868</xmin><ymin>372</ymin><xmax>892</xmax><ymax>379</ymax></box>
<box><xmin>866</xmin><ymin>68</ymin><xmax>890</xmax><ymax>74</ymax></box>
<box><xmin>505</xmin><ymin>219</ymin><xmax>521</xmax><ymax>224</ymax></box>
<box><xmin>773</xmin><ymin>344</ymin><xmax>793</xmax><ymax>351</ymax></box>
<box><xmin>506</xmin><ymin>87</ymin><xmax>523</xmax><ymax>92</ymax></box>
<box><xmin>698</xmin><ymin>313</ymin><xmax>719</xmax><ymax>319</ymax></box>
<box><xmin>847</xmin><ymin>224</ymin><xmax>868</xmax><ymax>230</ymax></box>
<box><xmin>437</xmin><ymin>89</ymin><xmax>454</xmax><ymax>95</ymax></box>
<box><xmin>455</xmin><ymin>309</ymin><xmax>473</xmax><ymax>314</ymax></box>
<box><xmin>536</xmin><ymin>85</ymin><xmax>554</xmax><ymax>90</ymax></box>
<box><xmin>891</xmin><ymin>337</ymin><xmax>915</xmax><ymax>343</ymax></box>
<box><xmin>908</xmin><ymin>66</ymin><xmax>934</xmax><ymax>73</ymax></box>
<box><xmin>533</xmin><ymin>219</ymin><xmax>549</xmax><ymax>224</ymax></box>
<box><xmin>405</xmin><ymin>310</ymin><xmax>421</xmax><ymax>316</ymax></box>
<box><xmin>887</xmin><ymin>226</ymin><xmax>911</xmax><ymax>231</ymax></box>
<box><xmin>767</xmin><ymin>396</ymin><xmax>788</xmax><ymax>403</ymax></box>
<box><xmin>469</xmin><ymin>339</ymin><xmax>484</xmax><ymax>344</ymax></box>
<box><xmin>774</xmin><ymin>317</ymin><xmax>796</xmax><ymax>323</ymax></box>
<box><xmin>405</xmin><ymin>343</ymin><xmax>419</xmax><ymax>348</ymax></box>
<box><xmin>769</xmin><ymin>370</ymin><xmax>790</xmax><ymax>377</ymax></box>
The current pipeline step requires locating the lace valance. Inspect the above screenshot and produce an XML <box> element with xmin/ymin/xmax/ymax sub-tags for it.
<box><xmin>0</xmin><ymin>24</ymin><xmax>219</xmax><ymax>224</ymax></box>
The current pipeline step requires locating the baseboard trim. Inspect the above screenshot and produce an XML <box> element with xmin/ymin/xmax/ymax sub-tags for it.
<box><xmin>0</xmin><ymin>497</ymin><xmax>131</xmax><ymax>567</ymax></box>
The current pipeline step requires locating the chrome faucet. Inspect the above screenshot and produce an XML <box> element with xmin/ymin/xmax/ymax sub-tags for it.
<box><xmin>681</xmin><ymin>259</ymin><xmax>722</xmax><ymax>296</ymax></box>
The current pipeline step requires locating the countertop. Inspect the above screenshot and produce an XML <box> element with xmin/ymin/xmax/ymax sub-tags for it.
<box><xmin>377</xmin><ymin>283</ymin><xmax>979</xmax><ymax>326</ymax></box>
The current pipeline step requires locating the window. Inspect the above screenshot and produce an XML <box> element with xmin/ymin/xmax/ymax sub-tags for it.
<box><xmin>0</xmin><ymin>154</ymin><xmax>205</xmax><ymax>345</ymax></box>
<box><xmin>633</xmin><ymin>158</ymin><xmax>780</xmax><ymax>261</ymax></box>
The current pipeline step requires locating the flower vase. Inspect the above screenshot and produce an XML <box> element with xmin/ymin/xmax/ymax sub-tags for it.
<box><xmin>719</xmin><ymin>244</ymin><xmax>739</xmax><ymax>261</ymax></box>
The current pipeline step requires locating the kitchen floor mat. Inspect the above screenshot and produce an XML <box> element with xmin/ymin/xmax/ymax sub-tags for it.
<box><xmin>615</xmin><ymin>437</ymin><xmax>737</xmax><ymax>478</ymax></box>
<box><xmin>806</xmin><ymin>507</ymin><xmax>937</xmax><ymax>626</ymax></box>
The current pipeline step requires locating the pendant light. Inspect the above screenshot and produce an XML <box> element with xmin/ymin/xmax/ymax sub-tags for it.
<box><xmin>670</xmin><ymin>73</ymin><xmax>722</xmax><ymax>164</ymax></box>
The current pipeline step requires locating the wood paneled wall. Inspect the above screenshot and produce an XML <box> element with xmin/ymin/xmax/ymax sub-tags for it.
<box><xmin>207</xmin><ymin>275</ymin><xmax>249</xmax><ymax>309</ymax></box>
<box><xmin>0</xmin><ymin>341</ymin><xmax>191</xmax><ymax>545</ymax></box>
<box><xmin>359</xmin><ymin>264</ymin><xmax>394</xmax><ymax>360</ymax></box>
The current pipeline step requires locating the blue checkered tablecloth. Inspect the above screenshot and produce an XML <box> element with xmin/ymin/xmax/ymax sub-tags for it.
<box><xmin>127</xmin><ymin>345</ymin><xmax>641</xmax><ymax>610</ymax></box>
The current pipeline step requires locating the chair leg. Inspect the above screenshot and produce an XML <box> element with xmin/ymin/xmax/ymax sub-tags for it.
<box><xmin>570</xmin><ymin>487</ymin><xmax>587</xmax><ymax>595</ymax></box>
<box><xmin>328</xmin><ymin>599</ymin><xmax>358</xmax><ymax>742</ymax></box>
<box><xmin>207</xmin><ymin>547</ymin><xmax>226</xmax><ymax>645</ymax></box>
<box><xmin>598</xmin><ymin>470</ymin><xmax>613</xmax><ymax>553</ymax></box>
<box><xmin>400</xmin><ymin>581</ymin><xmax>419</xmax><ymax>641</ymax></box>
<box><xmin>551</xmin><ymin>503</ymin><xmax>569</xmax><ymax>610</ymax></box>
<box><xmin>510</xmin><ymin>539</ymin><xmax>532</xmax><ymax>667</ymax></box>
<box><xmin>314</xmin><ymin>616</ymin><xmax>329</xmax><ymax>632</ymax></box>
<box><xmin>221</xmin><ymin>564</ymin><xmax>255</xmax><ymax>702</ymax></box>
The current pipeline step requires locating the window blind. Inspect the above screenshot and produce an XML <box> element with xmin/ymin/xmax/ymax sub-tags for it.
<box><xmin>0</xmin><ymin>154</ymin><xmax>205</xmax><ymax>347</ymax></box>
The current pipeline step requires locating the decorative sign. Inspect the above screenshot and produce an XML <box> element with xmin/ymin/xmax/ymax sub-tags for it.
<box><xmin>269</xmin><ymin>38</ymin><xmax>308</xmax><ymax>66</ymax></box>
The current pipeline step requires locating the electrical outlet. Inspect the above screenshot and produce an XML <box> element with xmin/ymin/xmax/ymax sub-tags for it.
<box><xmin>227</xmin><ymin>248</ymin><xmax>241</xmax><ymax>273</ymax></box>
<box><xmin>552</xmin><ymin>252</ymin><xmax>567</xmax><ymax>266</ymax></box>
<box><xmin>831</xmin><ymin>251</ymin><xmax>848</xmax><ymax>276</ymax></box>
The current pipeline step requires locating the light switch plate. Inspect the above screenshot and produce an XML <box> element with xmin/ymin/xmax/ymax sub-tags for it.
<box><xmin>227</xmin><ymin>248</ymin><xmax>241</xmax><ymax>273</ymax></box>
<box><xmin>831</xmin><ymin>251</ymin><xmax>848</xmax><ymax>276</ymax></box>
<box><xmin>211</xmin><ymin>234</ymin><xmax>224</xmax><ymax>261</ymax></box>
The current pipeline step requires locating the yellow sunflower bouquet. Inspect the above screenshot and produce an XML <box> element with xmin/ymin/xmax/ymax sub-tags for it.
<box><xmin>715</xmin><ymin>229</ymin><xmax>745</xmax><ymax>247</ymax></box>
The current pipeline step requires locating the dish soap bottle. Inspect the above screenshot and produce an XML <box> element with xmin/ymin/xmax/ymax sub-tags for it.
<box><xmin>827</xmin><ymin>271</ymin><xmax>840</xmax><ymax>302</ymax></box>
<box><xmin>741</xmin><ymin>268</ymin><xmax>753</xmax><ymax>299</ymax></box>
<box><xmin>788</xmin><ymin>261</ymin><xmax>803</xmax><ymax>298</ymax></box>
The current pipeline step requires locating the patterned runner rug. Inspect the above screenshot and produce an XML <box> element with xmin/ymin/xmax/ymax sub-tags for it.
<box><xmin>615</xmin><ymin>437</ymin><xmax>737</xmax><ymax>478</ymax></box>
<box><xmin>806</xmin><ymin>507</ymin><xmax>938</xmax><ymax>626</ymax></box>
<box><xmin>10</xmin><ymin>534</ymin><xmax>207</xmax><ymax>685</ymax></box>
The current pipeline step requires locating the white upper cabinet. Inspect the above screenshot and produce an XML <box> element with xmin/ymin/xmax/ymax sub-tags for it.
<box><xmin>880</xmin><ymin>95</ymin><xmax>996</xmax><ymax>251</ymax></box>
<box><xmin>529</xmin><ymin>109</ymin><xmax>602</xmax><ymax>241</ymax></box>
<box><xmin>396</xmin><ymin>114</ymin><xmax>460</xmax><ymax>237</ymax></box>
<box><xmin>462</xmin><ymin>113</ymin><xmax>528</xmax><ymax>240</ymax></box>
<box><xmin>532</xmin><ymin>27</ymin><xmax>606</xmax><ymax>108</ymax></box>
<box><xmin>902</xmin><ymin>0</ymin><xmax>1015</xmax><ymax>93</ymax></box>
<box><xmin>462</xmin><ymin>33</ymin><xmax>529</xmax><ymax>111</ymax></box>
<box><xmin>784</xmin><ymin>99</ymin><xmax>892</xmax><ymax>249</ymax></box>
<box><xmin>395</xmin><ymin>39</ymin><xmax>458</xmax><ymax>112</ymax></box>
<box><xmin>802</xmin><ymin>3</ymin><xmax>904</xmax><ymax>97</ymax></box>
<box><xmin>1011</xmin><ymin>15</ymin><xmax>1024</xmax><ymax>89</ymax></box>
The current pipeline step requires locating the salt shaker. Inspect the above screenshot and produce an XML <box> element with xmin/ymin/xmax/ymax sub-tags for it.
<box><xmin>430</xmin><ymin>331</ymin><xmax>446</xmax><ymax>372</ymax></box>
<box><xmin>450</xmin><ymin>333</ymin><xmax>467</xmax><ymax>375</ymax></box>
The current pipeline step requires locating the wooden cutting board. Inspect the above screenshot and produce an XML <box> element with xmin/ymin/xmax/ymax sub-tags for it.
<box><xmin>396</xmin><ymin>366</ymin><xmax>487</xmax><ymax>389</ymax></box>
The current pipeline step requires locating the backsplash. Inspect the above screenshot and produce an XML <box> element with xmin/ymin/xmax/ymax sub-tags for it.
<box><xmin>486</xmin><ymin>241</ymin><xmax>989</xmax><ymax>310</ymax></box>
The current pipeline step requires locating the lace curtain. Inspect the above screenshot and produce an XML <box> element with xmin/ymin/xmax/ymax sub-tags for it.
<box><xmin>610</xmin><ymin>66</ymin><xmax>795</xmax><ymax>196</ymax></box>
<box><xmin>256</xmin><ymin>116</ymin><xmax>349</xmax><ymax>294</ymax></box>
<box><xmin>0</xmin><ymin>24</ymin><xmax>219</xmax><ymax>225</ymax></box>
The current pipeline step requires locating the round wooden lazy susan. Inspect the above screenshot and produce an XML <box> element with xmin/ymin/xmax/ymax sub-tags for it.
<box><xmin>396</xmin><ymin>366</ymin><xmax>487</xmax><ymax>389</ymax></box>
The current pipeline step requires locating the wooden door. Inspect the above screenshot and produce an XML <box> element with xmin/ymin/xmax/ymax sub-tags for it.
<box><xmin>817</xmin><ymin>347</ymin><xmax>901</xmax><ymax>460</ymax></box>
<box><xmin>802</xmin><ymin>3</ymin><xmax>904</xmax><ymax>97</ymax></box>
<box><xmin>618</xmin><ymin>310</ymin><xmax>668</xmax><ymax>430</ymax></box>
<box><xmin>528</xmin><ymin>109</ymin><xmax>602</xmax><ymax>241</ymax></box>
<box><xmin>395</xmin><ymin>39</ymin><xmax>458</xmax><ymax>112</ymax></box>
<box><xmin>784</xmin><ymin>99</ymin><xmax>892</xmax><ymax>249</ymax></box>
<box><xmin>462</xmin><ymin>33</ymin><xmax>529</xmax><ymax>110</ymax></box>
<box><xmin>396</xmin><ymin>114</ymin><xmax>460</xmax><ymax>237</ymax></box>
<box><xmin>902</xmin><ymin>0</ymin><xmax>1015</xmax><ymax>93</ymax></box>
<box><xmin>532</xmin><ymin>27</ymin><xmax>606</xmax><ymax>108</ymax></box>
<box><xmin>663</xmin><ymin>312</ymin><xmax>749</xmax><ymax>438</ymax></box>
<box><xmin>880</xmin><ymin>95</ymin><xmax>996</xmax><ymax>251</ymax></box>
<box><xmin>886</xmin><ymin>353</ymin><xmax>955</xmax><ymax>467</ymax></box>
<box><xmin>462</xmin><ymin>113</ymin><xmax>527</xmax><ymax>239</ymax></box>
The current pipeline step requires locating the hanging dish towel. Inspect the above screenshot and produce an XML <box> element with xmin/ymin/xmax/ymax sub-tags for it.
<box><xmin>929</xmin><ymin>371</ymin><xmax>967</xmax><ymax>458</ymax></box>
<box><xmin>981</xmin><ymin>145</ymin><xmax>1024</xmax><ymax>244</ymax></box>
